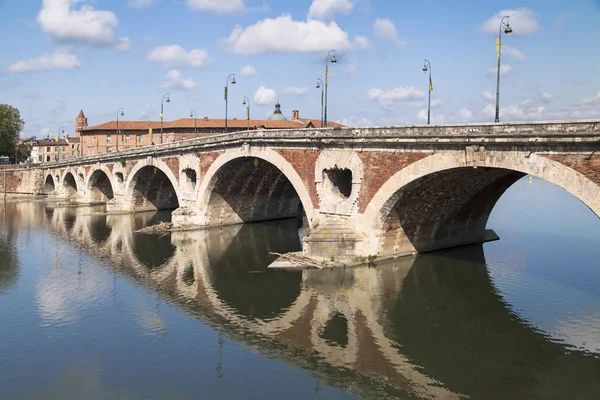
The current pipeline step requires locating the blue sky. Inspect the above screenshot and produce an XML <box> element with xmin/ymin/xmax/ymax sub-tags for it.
<box><xmin>1</xmin><ymin>0</ymin><xmax>599</xmax><ymax>137</ymax></box>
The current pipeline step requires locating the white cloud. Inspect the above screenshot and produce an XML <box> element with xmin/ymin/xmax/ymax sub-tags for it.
<box><xmin>254</xmin><ymin>86</ymin><xmax>277</xmax><ymax>105</ymax></box>
<box><xmin>37</xmin><ymin>0</ymin><xmax>122</xmax><ymax>46</ymax></box>
<box><xmin>487</xmin><ymin>64</ymin><xmax>513</xmax><ymax>76</ymax></box>
<box><xmin>455</xmin><ymin>107</ymin><xmax>474</xmax><ymax>122</ymax></box>
<box><xmin>340</xmin><ymin>116</ymin><xmax>373</xmax><ymax>127</ymax></box>
<box><xmin>240</xmin><ymin>65</ymin><xmax>257</xmax><ymax>76</ymax></box>
<box><xmin>160</xmin><ymin>69</ymin><xmax>197</xmax><ymax>90</ymax></box>
<box><xmin>367</xmin><ymin>86</ymin><xmax>424</xmax><ymax>108</ymax></box>
<box><xmin>115</xmin><ymin>37</ymin><xmax>131</xmax><ymax>52</ymax></box>
<box><xmin>308</xmin><ymin>0</ymin><xmax>357</xmax><ymax>21</ymax></box>
<box><xmin>8</xmin><ymin>51</ymin><xmax>81</xmax><ymax>73</ymax></box>
<box><xmin>373</xmin><ymin>18</ymin><xmax>405</xmax><ymax>48</ymax></box>
<box><xmin>127</xmin><ymin>0</ymin><xmax>158</xmax><ymax>8</ymax></box>
<box><xmin>220</xmin><ymin>15</ymin><xmax>368</xmax><ymax>54</ymax></box>
<box><xmin>417</xmin><ymin>107</ymin><xmax>474</xmax><ymax>124</ymax></box>
<box><xmin>503</xmin><ymin>46</ymin><xmax>525</xmax><ymax>61</ymax></box>
<box><xmin>147</xmin><ymin>45</ymin><xmax>210</xmax><ymax>68</ymax></box>
<box><xmin>139</xmin><ymin>104</ymin><xmax>154</xmax><ymax>119</ymax></box>
<box><xmin>480</xmin><ymin>9</ymin><xmax>540</xmax><ymax>36</ymax></box>
<box><xmin>483</xmin><ymin>91</ymin><xmax>495</xmax><ymax>101</ymax></box>
<box><xmin>353</xmin><ymin>35</ymin><xmax>372</xmax><ymax>50</ymax></box>
<box><xmin>581</xmin><ymin>91</ymin><xmax>600</xmax><ymax>105</ymax></box>
<box><xmin>187</xmin><ymin>0</ymin><xmax>244</xmax><ymax>14</ymax></box>
<box><xmin>282</xmin><ymin>86</ymin><xmax>308</xmax><ymax>96</ymax></box>
<box><xmin>542</xmin><ymin>91</ymin><xmax>553</xmax><ymax>101</ymax></box>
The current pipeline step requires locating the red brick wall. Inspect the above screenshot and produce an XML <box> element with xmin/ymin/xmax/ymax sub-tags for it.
<box><xmin>0</xmin><ymin>170</ymin><xmax>23</xmax><ymax>193</ymax></box>
<box><xmin>162</xmin><ymin>157</ymin><xmax>180</xmax><ymax>180</ymax></box>
<box><xmin>200</xmin><ymin>152</ymin><xmax>223</xmax><ymax>181</ymax></box>
<box><xmin>276</xmin><ymin>149</ymin><xmax>320</xmax><ymax>209</ymax></box>
<box><xmin>544</xmin><ymin>155</ymin><xmax>600</xmax><ymax>186</ymax></box>
<box><xmin>357</xmin><ymin>152</ymin><xmax>428</xmax><ymax>212</ymax></box>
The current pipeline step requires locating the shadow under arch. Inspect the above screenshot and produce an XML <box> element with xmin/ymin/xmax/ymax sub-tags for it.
<box><xmin>364</xmin><ymin>152</ymin><xmax>600</xmax><ymax>255</ymax></box>
<box><xmin>205</xmin><ymin>219</ymin><xmax>303</xmax><ymax>321</ymax></box>
<box><xmin>126</xmin><ymin>165</ymin><xmax>180</xmax><ymax>211</ymax></box>
<box><xmin>196</xmin><ymin>149</ymin><xmax>314</xmax><ymax>228</ymax></box>
<box><xmin>62</xmin><ymin>172</ymin><xmax>78</xmax><ymax>196</ymax></box>
<box><xmin>88</xmin><ymin>214</ymin><xmax>112</xmax><ymax>245</ymax></box>
<box><xmin>87</xmin><ymin>169</ymin><xmax>114</xmax><ymax>202</ymax></box>
<box><xmin>44</xmin><ymin>175</ymin><xmax>55</xmax><ymax>194</ymax></box>
<box><xmin>131</xmin><ymin>212</ymin><xmax>177</xmax><ymax>270</ymax></box>
<box><xmin>386</xmin><ymin>245</ymin><xmax>600</xmax><ymax>399</ymax></box>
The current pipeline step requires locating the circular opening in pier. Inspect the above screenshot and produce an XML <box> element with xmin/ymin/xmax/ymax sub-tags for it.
<box><xmin>323</xmin><ymin>167</ymin><xmax>352</xmax><ymax>200</ymax></box>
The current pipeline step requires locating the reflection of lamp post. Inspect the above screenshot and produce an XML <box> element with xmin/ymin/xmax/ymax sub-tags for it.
<box><xmin>224</xmin><ymin>74</ymin><xmax>236</xmax><ymax>133</ymax></box>
<box><xmin>189</xmin><ymin>109</ymin><xmax>197</xmax><ymax>138</ymax></box>
<box><xmin>323</xmin><ymin>50</ymin><xmax>337</xmax><ymax>128</ymax></box>
<box><xmin>160</xmin><ymin>93</ymin><xmax>170</xmax><ymax>144</ymax></box>
<box><xmin>422</xmin><ymin>60</ymin><xmax>432</xmax><ymax>125</ymax></box>
<box><xmin>495</xmin><ymin>16</ymin><xmax>513</xmax><ymax>123</ymax></box>
<box><xmin>116</xmin><ymin>108</ymin><xmax>124</xmax><ymax>151</ymax></box>
<box><xmin>242</xmin><ymin>96</ymin><xmax>250</xmax><ymax>130</ymax></box>
<box><xmin>316</xmin><ymin>78</ymin><xmax>324</xmax><ymax>127</ymax></box>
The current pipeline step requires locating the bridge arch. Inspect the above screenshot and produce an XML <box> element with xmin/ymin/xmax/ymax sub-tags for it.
<box><xmin>44</xmin><ymin>174</ymin><xmax>55</xmax><ymax>194</ymax></box>
<box><xmin>61</xmin><ymin>171</ymin><xmax>78</xmax><ymax>196</ymax></box>
<box><xmin>124</xmin><ymin>159</ymin><xmax>181</xmax><ymax>210</ymax></box>
<box><xmin>363</xmin><ymin>152</ymin><xmax>600</xmax><ymax>255</ymax></box>
<box><xmin>196</xmin><ymin>148</ymin><xmax>315</xmax><ymax>227</ymax></box>
<box><xmin>86</xmin><ymin>167</ymin><xmax>115</xmax><ymax>202</ymax></box>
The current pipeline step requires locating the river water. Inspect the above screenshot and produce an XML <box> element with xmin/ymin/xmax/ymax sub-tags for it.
<box><xmin>1</xmin><ymin>176</ymin><xmax>599</xmax><ymax>399</ymax></box>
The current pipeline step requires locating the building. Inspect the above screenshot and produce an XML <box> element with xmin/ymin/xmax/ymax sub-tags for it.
<box><xmin>79</xmin><ymin>102</ymin><xmax>345</xmax><ymax>156</ymax></box>
<box><xmin>29</xmin><ymin>110</ymin><xmax>85</xmax><ymax>163</ymax></box>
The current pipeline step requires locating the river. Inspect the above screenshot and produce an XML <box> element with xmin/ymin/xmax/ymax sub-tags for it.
<box><xmin>1</xmin><ymin>176</ymin><xmax>599</xmax><ymax>399</ymax></box>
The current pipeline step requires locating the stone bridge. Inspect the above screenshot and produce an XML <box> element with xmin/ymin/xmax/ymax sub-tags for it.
<box><xmin>7</xmin><ymin>120</ymin><xmax>600</xmax><ymax>260</ymax></box>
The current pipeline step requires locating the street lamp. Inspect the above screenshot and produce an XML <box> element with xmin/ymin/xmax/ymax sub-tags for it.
<box><xmin>316</xmin><ymin>78</ymin><xmax>324</xmax><ymax>127</ymax></box>
<box><xmin>160</xmin><ymin>93</ymin><xmax>170</xmax><ymax>144</ymax></box>
<box><xmin>242</xmin><ymin>96</ymin><xmax>250</xmax><ymax>130</ymax></box>
<box><xmin>422</xmin><ymin>60</ymin><xmax>432</xmax><ymax>125</ymax></box>
<box><xmin>323</xmin><ymin>50</ymin><xmax>337</xmax><ymax>128</ymax></box>
<box><xmin>189</xmin><ymin>109</ymin><xmax>197</xmax><ymax>138</ymax></box>
<box><xmin>56</xmin><ymin>126</ymin><xmax>65</xmax><ymax>162</ymax></box>
<box><xmin>224</xmin><ymin>73</ymin><xmax>236</xmax><ymax>133</ymax></box>
<box><xmin>495</xmin><ymin>16</ymin><xmax>513</xmax><ymax>123</ymax></box>
<box><xmin>116</xmin><ymin>108</ymin><xmax>124</xmax><ymax>151</ymax></box>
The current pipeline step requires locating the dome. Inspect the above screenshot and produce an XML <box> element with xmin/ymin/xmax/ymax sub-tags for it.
<box><xmin>268</xmin><ymin>100</ymin><xmax>288</xmax><ymax>121</ymax></box>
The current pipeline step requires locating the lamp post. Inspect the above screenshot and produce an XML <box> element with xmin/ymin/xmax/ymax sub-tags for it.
<box><xmin>189</xmin><ymin>109</ymin><xmax>197</xmax><ymax>138</ymax></box>
<box><xmin>57</xmin><ymin>126</ymin><xmax>65</xmax><ymax>162</ymax></box>
<box><xmin>224</xmin><ymin>73</ymin><xmax>236</xmax><ymax>133</ymax></box>
<box><xmin>323</xmin><ymin>50</ymin><xmax>337</xmax><ymax>128</ymax></box>
<box><xmin>422</xmin><ymin>60</ymin><xmax>432</xmax><ymax>125</ymax></box>
<box><xmin>116</xmin><ymin>108</ymin><xmax>124</xmax><ymax>151</ymax></box>
<box><xmin>316</xmin><ymin>78</ymin><xmax>324</xmax><ymax>127</ymax></box>
<box><xmin>160</xmin><ymin>93</ymin><xmax>170</xmax><ymax>144</ymax></box>
<box><xmin>242</xmin><ymin>96</ymin><xmax>250</xmax><ymax>130</ymax></box>
<box><xmin>495</xmin><ymin>16</ymin><xmax>513</xmax><ymax>123</ymax></box>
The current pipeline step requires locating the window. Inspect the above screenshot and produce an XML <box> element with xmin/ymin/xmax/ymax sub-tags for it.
<box><xmin>62</xmin><ymin>155</ymin><xmax>66</xmax><ymax>160</ymax></box>
<box><xmin>107</xmin><ymin>147</ymin><xmax>112</xmax><ymax>153</ymax></box>
<box><xmin>125</xmin><ymin>134</ymin><xmax>130</xmax><ymax>143</ymax></box>
<box><xmin>71</xmin><ymin>144</ymin><xmax>75</xmax><ymax>149</ymax></box>
<box><xmin>107</xmin><ymin>134</ymin><xmax>112</xmax><ymax>143</ymax></box>
<box><xmin>46</xmin><ymin>147</ymin><xmax>51</xmax><ymax>152</ymax></box>
<box><xmin>46</xmin><ymin>156</ymin><xmax>50</xmax><ymax>162</ymax></box>
<box><xmin>54</xmin><ymin>155</ymin><xmax>58</xmax><ymax>161</ymax></box>
<box><xmin>138</xmin><ymin>132</ymin><xmax>144</xmax><ymax>143</ymax></box>
<box><xmin>62</xmin><ymin>146</ymin><xmax>66</xmax><ymax>152</ymax></box>
<box><xmin>38</xmin><ymin>155</ymin><xmax>43</xmax><ymax>162</ymax></box>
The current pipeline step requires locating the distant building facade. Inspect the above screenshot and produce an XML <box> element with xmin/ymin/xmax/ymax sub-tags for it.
<box><xmin>30</xmin><ymin>110</ymin><xmax>85</xmax><ymax>163</ymax></box>
<box><xmin>79</xmin><ymin>102</ymin><xmax>344</xmax><ymax>156</ymax></box>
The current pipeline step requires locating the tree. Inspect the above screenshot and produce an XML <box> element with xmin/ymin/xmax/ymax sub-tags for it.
<box><xmin>0</xmin><ymin>104</ymin><xmax>25</xmax><ymax>158</ymax></box>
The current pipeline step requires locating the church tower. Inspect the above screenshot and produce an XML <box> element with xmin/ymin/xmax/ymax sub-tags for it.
<box><xmin>76</xmin><ymin>110</ymin><xmax>87</xmax><ymax>138</ymax></box>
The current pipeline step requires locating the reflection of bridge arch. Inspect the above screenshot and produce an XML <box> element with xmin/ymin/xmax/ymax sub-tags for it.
<box><xmin>124</xmin><ymin>160</ymin><xmax>181</xmax><ymax>210</ymax></box>
<box><xmin>86</xmin><ymin>166</ymin><xmax>115</xmax><ymax>202</ymax></box>
<box><xmin>363</xmin><ymin>152</ymin><xmax>600</xmax><ymax>255</ymax></box>
<box><xmin>196</xmin><ymin>148</ymin><xmax>315</xmax><ymax>227</ymax></box>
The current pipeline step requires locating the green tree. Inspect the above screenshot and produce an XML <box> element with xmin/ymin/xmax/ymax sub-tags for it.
<box><xmin>0</xmin><ymin>104</ymin><xmax>25</xmax><ymax>158</ymax></box>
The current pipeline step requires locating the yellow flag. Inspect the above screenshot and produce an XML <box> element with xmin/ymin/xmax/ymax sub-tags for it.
<box><xmin>496</xmin><ymin>37</ymin><xmax>501</xmax><ymax>59</ymax></box>
<box><xmin>149</xmin><ymin>128</ymin><xmax>153</xmax><ymax>136</ymax></box>
<box><xmin>159</xmin><ymin>113</ymin><xmax>163</xmax><ymax>120</ymax></box>
<box><xmin>429</xmin><ymin>76</ymin><xmax>433</xmax><ymax>91</ymax></box>
<box><xmin>55</xmin><ymin>133</ymin><xmax>59</xmax><ymax>142</ymax></box>
<box><xmin>325</xmin><ymin>65</ymin><xmax>329</xmax><ymax>85</ymax></box>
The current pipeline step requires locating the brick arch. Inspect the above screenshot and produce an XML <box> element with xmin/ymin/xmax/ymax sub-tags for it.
<box><xmin>195</xmin><ymin>147</ymin><xmax>315</xmax><ymax>227</ymax></box>
<box><xmin>124</xmin><ymin>158</ymin><xmax>181</xmax><ymax>211</ymax></box>
<box><xmin>86</xmin><ymin>166</ymin><xmax>116</xmax><ymax>202</ymax></box>
<box><xmin>60</xmin><ymin>168</ymin><xmax>79</xmax><ymax>195</ymax></box>
<box><xmin>362</xmin><ymin>152</ymin><xmax>600</xmax><ymax>255</ymax></box>
<box><xmin>44</xmin><ymin>173</ymin><xmax>56</xmax><ymax>193</ymax></box>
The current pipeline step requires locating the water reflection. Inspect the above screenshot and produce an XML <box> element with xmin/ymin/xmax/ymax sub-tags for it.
<box><xmin>8</xmin><ymin>202</ymin><xmax>600</xmax><ymax>399</ymax></box>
